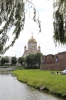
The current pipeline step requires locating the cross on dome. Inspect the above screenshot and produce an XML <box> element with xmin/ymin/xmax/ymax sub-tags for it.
<box><xmin>31</xmin><ymin>33</ymin><xmax>33</xmax><ymax>38</ymax></box>
<box><xmin>28</xmin><ymin>33</ymin><xmax>37</xmax><ymax>42</ymax></box>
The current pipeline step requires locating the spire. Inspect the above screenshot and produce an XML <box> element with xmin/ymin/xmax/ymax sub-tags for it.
<box><xmin>24</xmin><ymin>45</ymin><xmax>26</xmax><ymax>48</ymax></box>
<box><xmin>31</xmin><ymin>33</ymin><xmax>33</xmax><ymax>38</ymax></box>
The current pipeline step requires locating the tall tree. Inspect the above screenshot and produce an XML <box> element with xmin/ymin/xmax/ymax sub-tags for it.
<box><xmin>0</xmin><ymin>0</ymin><xmax>41</xmax><ymax>54</ymax></box>
<box><xmin>53</xmin><ymin>0</ymin><xmax>66</xmax><ymax>45</ymax></box>
<box><xmin>26</xmin><ymin>54</ymin><xmax>35</xmax><ymax>68</ymax></box>
<box><xmin>1</xmin><ymin>57</ymin><xmax>6</xmax><ymax>65</ymax></box>
<box><xmin>5</xmin><ymin>57</ymin><xmax>9</xmax><ymax>63</ymax></box>
<box><xmin>18</xmin><ymin>57</ymin><xmax>24</xmax><ymax>65</ymax></box>
<box><xmin>11</xmin><ymin>57</ymin><xmax>17</xmax><ymax>65</ymax></box>
<box><xmin>34</xmin><ymin>52</ymin><xmax>43</xmax><ymax>67</ymax></box>
<box><xmin>26</xmin><ymin>52</ymin><xmax>43</xmax><ymax>68</ymax></box>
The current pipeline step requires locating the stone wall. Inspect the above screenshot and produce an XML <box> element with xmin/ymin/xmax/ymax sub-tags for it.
<box><xmin>40</xmin><ymin>51</ymin><xmax>66</xmax><ymax>70</ymax></box>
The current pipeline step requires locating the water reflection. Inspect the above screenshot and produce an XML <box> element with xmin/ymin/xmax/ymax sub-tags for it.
<box><xmin>0</xmin><ymin>73</ymin><xmax>62</xmax><ymax>100</ymax></box>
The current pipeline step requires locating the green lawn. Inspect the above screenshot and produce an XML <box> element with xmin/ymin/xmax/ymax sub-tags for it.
<box><xmin>12</xmin><ymin>69</ymin><xmax>66</xmax><ymax>98</ymax></box>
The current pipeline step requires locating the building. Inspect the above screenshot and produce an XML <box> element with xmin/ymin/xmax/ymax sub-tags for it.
<box><xmin>40</xmin><ymin>51</ymin><xmax>66</xmax><ymax>70</ymax></box>
<box><xmin>22</xmin><ymin>33</ymin><xmax>41</xmax><ymax>57</ymax></box>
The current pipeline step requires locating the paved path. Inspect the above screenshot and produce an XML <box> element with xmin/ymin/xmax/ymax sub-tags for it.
<box><xmin>0</xmin><ymin>67</ymin><xmax>16</xmax><ymax>71</ymax></box>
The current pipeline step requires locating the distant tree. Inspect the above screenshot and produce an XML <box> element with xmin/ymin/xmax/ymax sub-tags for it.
<box><xmin>18</xmin><ymin>57</ymin><xmax>24</xmax><ymax>65</ymax></box>
<box><xmin>11</xmin><ymin>57</ymin><xmax>17</xmax><ymax>65</ymax></box>
<box><xmin>23</xmin><ymin>57</ymin><xmax>26</xmax><ymax>63</ymax></box>
<box><xmin>26</xmin><ymin>54</ymin><xmax>35</xmax><ymax>68</ymax></box>
<box><xmin>0</xmin><ymin>57</ymin><xmax>9</xmax><ymax>66</ymax></box>
<box><xmin>5</xmin><ymin>57</ymin><xmax>9</xmax><ymax>63</ymax></box>
<box><xmin>26</xmin><ymin>55</ymin><xmax>31</xmax><ymax>66</ymax></box>
<box><xmin>26</xmin><ymin>52</ymin><xmax>43</xmax><ymax>68</ymax></box>
<box><xmin>34</xmin><ymin>52</ymin><xmax>43</xmax><ymax>67</ymax></box>
<box><xmin>1</xmin><ymin>57</ymin><xmax>6</xmax><ymax>65</ymax></box>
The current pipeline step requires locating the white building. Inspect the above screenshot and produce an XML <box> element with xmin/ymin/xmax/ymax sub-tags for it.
<box><xmin>22</xmin><ymin>33</ymin><xmax>41</xmax><ymax>57</ymax></box>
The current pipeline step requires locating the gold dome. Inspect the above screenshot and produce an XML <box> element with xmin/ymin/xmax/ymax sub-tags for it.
<box><xmin>28</xmin><ymin>34</ymin><xmax>37</xmax><ymax>43</ymax></box>
<box><xmin>28</xmin><ymin>38</ymin><xmax>37</xmax><ymax>42</ymax></box>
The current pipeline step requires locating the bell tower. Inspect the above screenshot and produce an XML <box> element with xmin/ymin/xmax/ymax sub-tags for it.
<box><xmin>22</xmin><ymin>33</ymin><xmax>41</xmax><ymax>57</ymax></box>
<box><xmin>28</xmin><ymin>33</ymin><xmax>37</xmax><ymax>51</ymax></box>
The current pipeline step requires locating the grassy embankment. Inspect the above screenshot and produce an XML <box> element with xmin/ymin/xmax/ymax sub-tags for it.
<box><xmin>12</xmin><ymin>69</ymin><xmax>66</xmax><ymax>99</ymax></box>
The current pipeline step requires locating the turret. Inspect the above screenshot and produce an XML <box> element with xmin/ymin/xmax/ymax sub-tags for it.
<box><xmin>24</xmin><ymin>45</ymin><xmax>26</xmax><ymax>52</ymax></box>
<box><xmin>38</xmin><ymin>45</ymin><xmax>40</xmax><ymax>51</ymax></box>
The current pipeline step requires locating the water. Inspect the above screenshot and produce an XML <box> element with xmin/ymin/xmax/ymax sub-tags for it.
<box><xmin>0</xmin><ymin>72</ymin><xmax>61</xmax><ymax>100</ymax></box>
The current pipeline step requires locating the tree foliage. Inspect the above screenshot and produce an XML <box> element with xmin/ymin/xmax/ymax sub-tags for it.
<box><xmin>34</xmin><ymin>52</ymin><xmax>43</xmax><ymax>67</ymax></box>
<box><xmin>0</xmin><ymin>0</ymin><xmax>41</xmax><ymax>54</ymax></box>
<box><xmin>5</xmin><ymin>56</ymin><xmax>9</xmax><ymax>63</ymax></box>
<box><xmin>0</xmin><ymin>57</ymin><xmax>9</xmax><ymax>65</ymax></box>
<box><xmin>53</xmin><ymin>0</ymin><xmax>66</xmax><ymax>45</ymax></box>
<box><xmin>26</xmin><ymin>54</ymin><xmax>35</xmax><ymax>67</ymax></box>
<box><xmin>26</xmin><ymin>52</ymin><xmax>43</xmax><ymax>68</ymax></box>
<box><xmin>11</xmin><ymin>57</ymin><xmax>17</xmax><ymax>65</ymax></box>
<box><xmin>18</xmin><ymin>57</ymin><xmax>24</xmax><ymax>65</ymax></box>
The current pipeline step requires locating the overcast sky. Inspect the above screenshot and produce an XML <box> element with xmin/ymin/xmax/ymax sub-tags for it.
<box><xmin>1</xmin><ymin>0</ymin><xmax>66</xmax><ymax>58</ymax></box>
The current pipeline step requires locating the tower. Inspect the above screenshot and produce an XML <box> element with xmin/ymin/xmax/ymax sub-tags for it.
<box><xmin>22</xmin><ymin>33</ymin><xmax>41</xmax><ymax>57</ymax></box>
<box><xmin>38</xmin><ymin>45</ymin><xmax>40</xmax><ymax>51</ymax></box>
<box><xmin>28</xmin><ymin>33</ymin><xmax>37</xmax><ymax>51</ymax></box>
<box><xmin>24</xmin><ymin>45</ymin><xmax>26</xmax><ymax>52</ymax></box>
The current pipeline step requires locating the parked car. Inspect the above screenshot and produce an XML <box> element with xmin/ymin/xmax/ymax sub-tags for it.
<box><xmin>61</xmin><ymin>69</ymin><xmax>66</xmax><ymax>75</ymax></box>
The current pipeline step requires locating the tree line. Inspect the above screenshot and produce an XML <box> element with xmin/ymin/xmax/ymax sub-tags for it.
<box><xmin>0</xmin><ymin>52</ymin><xmax>43</xmax><ymax>69</ymax></box>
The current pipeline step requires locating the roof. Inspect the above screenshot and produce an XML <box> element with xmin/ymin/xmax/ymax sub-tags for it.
<box><xmin>28</xmin><ymin>34</ymin><xmax>37</xmax><ymax>43</ymax></box>
<box><xmin>28</xmin><ymin>38</ymin><xmax>37</xmax><ymax>42</ymax></box>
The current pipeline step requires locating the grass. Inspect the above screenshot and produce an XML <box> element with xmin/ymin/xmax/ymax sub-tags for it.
<box><xmin>12</xmin><ymin>69</ymin><xmax>66</xmax><ymax>98</ymax></box>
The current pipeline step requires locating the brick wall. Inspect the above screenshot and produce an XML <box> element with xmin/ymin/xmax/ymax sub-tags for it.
<box><xmin>40</xmin><ymin>51</ymin><xmax>66</xmax><ymax>70</ymax></box>
<box><xmin>40</xmin><ymin>63</ymin><xmax>66</xmax><ymax>70</ymax></box>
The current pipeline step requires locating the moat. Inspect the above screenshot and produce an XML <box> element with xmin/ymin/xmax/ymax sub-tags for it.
<box><xmin>0</xmin><ymin>72</ymin><xmax>62</xmax><ymax>100</ymax></box>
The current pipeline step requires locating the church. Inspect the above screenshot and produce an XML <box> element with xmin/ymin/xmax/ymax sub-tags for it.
<box><xmin>22</xmin><ymin>33</ymin><xmax>41</xmax><ymax>57</ymax></box>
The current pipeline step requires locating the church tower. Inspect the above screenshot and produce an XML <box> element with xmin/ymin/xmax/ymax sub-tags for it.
<box><xmin>24</xmin><ymin>45</ymin><xmax>26</xmax><ymax>52</ymax></box>
<box><xmin>22</xmin><ymin>33</ymin><xmax>41</xmax><ymax>57</ymax></box>
<box><xmin>28</xmin><ymin>33</ymin><xmax>37</xmax><ymax>51</ymax></box>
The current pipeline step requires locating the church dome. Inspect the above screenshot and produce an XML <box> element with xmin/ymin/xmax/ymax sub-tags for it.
<box><xmin>28</xmin><ymin>34</ymin><xmax>37</xmax><ymax>43</ymax></box>
<box><xmin>28</xmin><ymin>38</ymin><xmax>37</xmax><ymax>42</ymax></box>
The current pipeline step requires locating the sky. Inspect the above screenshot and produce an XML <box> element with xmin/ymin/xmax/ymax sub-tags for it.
<box><xmin>1</xmin><ymin>0</ymin><xmax>66</xmax><ymax>58</ymax></box>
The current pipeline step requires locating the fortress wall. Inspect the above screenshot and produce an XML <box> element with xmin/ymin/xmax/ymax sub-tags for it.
<box><xmin>40</xmin><ymin>63</ymin><xmax>66</xmax><ymax>71</ymax></box>
<box><xmin>40</xmin><ymin>51</ymin><xmax>66</xmax><ymax>70</ymax></box>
